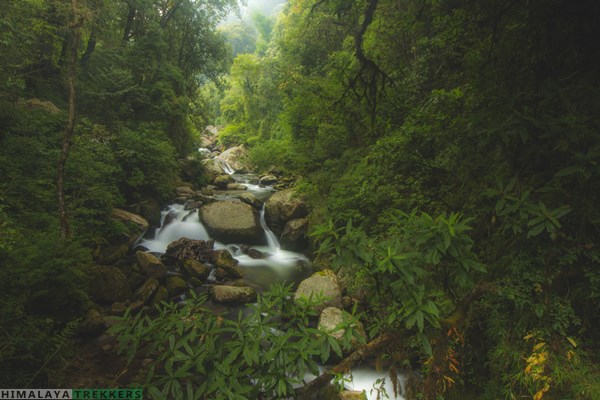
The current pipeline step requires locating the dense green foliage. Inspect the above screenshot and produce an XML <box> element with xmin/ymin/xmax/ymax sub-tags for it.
<box><xmin>215</xmin><ymin>0</ymin><xmax>600</xmax><ymax>397</ymax></box>
<box><xmin>0</xmin><ymin>0</ymin><xmax>236</xmax><ymax>387</ymax></box>
<box><xmin>110</xmin><ymin>285</ymin><xmax>363</xmax><ymax>399</ymax></box>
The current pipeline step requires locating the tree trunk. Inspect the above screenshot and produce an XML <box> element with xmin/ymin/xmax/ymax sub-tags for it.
<box><xmin>57</xmin><ymin>0</ymin><xmax>82</xmax><ymax>241</ymax></box>
<box><xmin>80</xmin><ymin>30</ymin><xmax>96</xmax><ymax>65</ymax></box>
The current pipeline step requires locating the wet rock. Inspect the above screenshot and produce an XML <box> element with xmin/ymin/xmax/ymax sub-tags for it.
<box><xmin>226</xmin><ymin>183</ymin><xmax>247</xmax><ymax>190</ymax></box>
<box><xmin>294</xmin><ymin>270</ymin><xmax>342</xmax><ymax>314</ymax></box>
<box><xmin>165</xmin><ymin>238</ymin><xmax>214</xmax><ymax>263</ymax></box>
<box><xmin>166</xmin><ymin>276</ymin><xmax>188</xmax><ymax>297</ymax></box>
<box><xmin>136</xmin><ymin>251</ymin><xmax>167</xmax><ymax>279</ymax></box>
<box><xmin>280</xmin><ymin>217</ymin><xmax>309</xmax><ymax>252</ymax></box>
<box><xmin>188</xmin><ymin>277</ymin><xmax>204</xmax><ymax>287</ymax></box>
<box><xmin>88</xmin><ymin>265</ymin><xmax>131</xmax><ymax>303</ymax></box>
<box><xmin>212</xmin><ymin>250</ymin><xmax>244</xmax><ymax>279</ymax></box>
<box><xmin>184</xmin><ymin>200</ymin><xmax>203</xmax><ymax>210</ymax></box>
<box><xmin>150</xmin><ymin>285</ymin><xmax>169</xmax><ymax>306</ymax></box>
<box><xmin>175</xmin><ymin>186</ymin><xmax>195</xmax><ymax>198</ymax></box>
<box><xmin>217</xmin><ymin>145</ymin><xmax>249</xmax><ymax>172</ymax></box>
<box><xmin>200</xmin><ymin>187</ymin><xmax>214</xmax><ymax>196</ymax></box>
<box><xmin>215</xmin><ymin>268</ymin><xmax>228</xmax><ymax>281</ymax></box>
<box><xmin>199</xmin><ymin>201</ymin><xmax>263</xmax><ymax>245</ymax></box>
<box><xmin>134</xmin><ymin>278</ymin><xmax>159</xmax><ymax>304</ymax></box>
<box><xmin>214</xmin><ymin>174</ymin><xmax>234</xmax><ymax>189</ymax></box>
<box><xmin>237</xmin><ymin>192</ymin><xmax>263</xmax><ymax>209</ymax></box>
<box><xmin>258</xmin><ymin>175</ymin><xmax>278</xmax><ymax>186</ymax></box>
<box><xmin>240</xmin><ymin>245</ymin><xmax>264</xmax><ymax>259</ymax></box>
<box><xmin>264</xmin><ymin>189</ymin><xmax>308</xmax><ymax>235</ymax></box>
<box><xmin>182</xmin><ymin>259</ymin><xmax>210</xmax><ymax>280</ymax></box>
<box><xmin>191</xmin><ymin>192</ymin><xmax>216</xmax><ymax>204</ymax></box>
<box><xmin>211</xmin><ymin>286</ymin><xmax>257</xmax><ymax>305</ymax></box>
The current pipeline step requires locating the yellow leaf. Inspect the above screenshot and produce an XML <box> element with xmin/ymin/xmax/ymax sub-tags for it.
<box><xmin>524</xmin><ymin>333</ymin><xmax>534</xmax><ymax>341</ymax></box>
<box><xmin>533</xmin><ymin>391</ymin><xmax>544</xmax><ymax>400</ymax></box>
<box><xmin>449</xmin><ymin>363</ymin><xmax>459</xmax><ymax>373</ymax></box>
<box><xmin>533</xmin><ymin>342</ymin><xmax>546</xmax><ymax>351</ymax></box>
<box><xmin>566</xmin><ymin>336</ymin><xmax>577</xmax><ymax>348</ymax></box>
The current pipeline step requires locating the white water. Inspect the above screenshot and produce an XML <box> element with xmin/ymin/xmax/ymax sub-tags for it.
<box><xmin>260</xmin><ymin>204</ymin><xmax>280</xmax><ymax>250</ymax></box>
<box><xmin>344</xmin><ymin>368</ymin><xmax>406</xmax><ymax>400</ymax></box>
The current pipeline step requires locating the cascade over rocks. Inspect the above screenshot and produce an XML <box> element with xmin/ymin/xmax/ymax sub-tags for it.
<box><xmin>265</xmin><ymin>188</ymin><xmax>308</xmax><ymax>235</ymax></box>
<box><xmin>199</xmin><ymin>201</ymin><xmax>263</xmax><ymax>244</ymax></box>
<box><xmin>216</xmin><ymin>145</ymin><xmax>249</xmax><ymax>172</ymax></box>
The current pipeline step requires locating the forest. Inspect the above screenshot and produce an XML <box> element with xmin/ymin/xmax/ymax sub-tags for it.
<box><xmin>1</xmin><ymin>0</ymin><xmax>600</xmax><ymax>399</ymax></box>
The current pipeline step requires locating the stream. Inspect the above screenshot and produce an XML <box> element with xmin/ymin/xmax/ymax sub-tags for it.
<box><xmin>136</xmin><ymin>154</ymin><xmax>406</xmax><ymax>400</ymax></box>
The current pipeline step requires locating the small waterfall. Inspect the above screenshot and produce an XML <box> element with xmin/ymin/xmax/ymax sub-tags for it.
<box><xmin>217</xmin><ymin>158</ymin><xmax>235</xmax><ymax>175</ymax></box>
<box><xmin>138</xmin><ymin>204</ymin><xmax>210</xmax><ymax>253</ymax></box>
<box><xmin>260</xmin><ymin>204</ymin><xmax>280</xmax><ymax>251</ymax></box>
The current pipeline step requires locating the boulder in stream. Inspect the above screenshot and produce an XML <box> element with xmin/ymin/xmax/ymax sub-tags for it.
<box><xmin>280</xmin><ymin>217</ymin><xmax>309</xmax><ymax>252</ymax></box>
<box><xmin>166</xmin><ymin>276</ymin><xmax>188</xmax><ymax>297</ymax></box>
<box><xmin>182</xmin><ymin>259</ymin><xmax>210</xmax><ymax>280</ymax></box>
<box><xmin>136</xmin><ymin>251</ymin><xmax>167</xmax><ymax>279</ymax></box>
<box><xmin>201</xmin><ymin>158</ymin><xmax>224</xmax><ymax>182</ymax></box>
<box><xmin>211</xmin><ymin>285</ymin><xmax>257</xmax><ymax>305</ymax></box>
<box><xmin>237</xmin><ymin>192</ymin><xmax>263</xmax><ymax>209</ymax></box>
<box><xmin>264</xmin><ymin>188</ymin><xmax>308</xmax><ymax>235</ymax></box>
<box><xmin>211</xmin><ymin>249</ymin><xmax>244</xmax><ymax>279</ymax></box>
<box><xmin>318</xmin><ymin>306</ymin><xmax>366</xmax><ymax>350</ymax></box>
<box><xmin>258</xmin><ymin>175</ymin><xmax>278</xmax><ymax>186</ymax></box>
<box><xmin>294</xmin><ymin>270</ymin><xmax>342</xmax><ymax>314</ymax></box>
<box><xmin>214</xmin><ymin>174</ymin><xmax>234</xmax><ymax>189</ymax></box>
<box><xmin>199</xmin><ymin>201</ymin><xmax>263</xmax><ymax>245</ymax></box>
<box><xmin>134</xmin><ymin>278</ymin><xmax>160</xmax><ymax>305</ymax></box>
<box><xmin>164</xmin><ymin>238</ymin><xmax>214</xmax><ymax>263</ymax></box>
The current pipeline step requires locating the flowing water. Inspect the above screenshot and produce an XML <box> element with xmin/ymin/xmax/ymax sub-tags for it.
<box><xmin>137</xmin><ymin>157</ymin><xmax>406</xmax><ymax>399</ymax></box>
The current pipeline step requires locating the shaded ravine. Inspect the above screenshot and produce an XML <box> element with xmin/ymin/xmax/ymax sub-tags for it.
<box><xmin>137</xmin><ymin>157</ymin><xmax>406</xmax><ymax>399</ymax></box>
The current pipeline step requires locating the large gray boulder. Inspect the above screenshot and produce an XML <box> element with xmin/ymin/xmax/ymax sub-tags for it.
<box><xmin>294</xmin><ymin>270</ymin><xmax>342</xmax><ymax>314</ymax></box>
<box><xmin>237</xmin><ymin>192</ymin><xmax>263</xmax><ymax>210</ymax></box>
<box><xmin>264</xmin><ymin>189</ymin><xmax>308</xmax><ymax>235</ymax></box>
<box><xmin>216</xmin><ymin>145</ymin><xmax>249</xmax><ymax>173</ymax></box>
<box><xmin>88</xmin><ymin>265</ymin><xmax>131</xmax><ymax>303</ymax></box>
<box><xmin>211</xmin><ymin>286</ymin><xmax>257</xmax><ymax>305</ymax></box>
<box><xmin>199</xmin><ymin>201</ymin><xmax>263</xmax><ymax>244</ymax></box>
<box><xmin>280</xmin><ymin>218</ymin><xmax>309</xmax><ymax>251</ymax></box>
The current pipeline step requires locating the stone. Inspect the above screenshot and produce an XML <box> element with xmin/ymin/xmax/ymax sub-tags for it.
<box><xmin>111</xmin><ymin>208</ymin><xmax>149</xmax><ymax>239</ymax></box>
<box><xmin>211</xmin><ymin>286</ymin><xmax>257</xmax><ymax>305</ymax></box>
<box><xmin>264</xmin><ymin>189</ymin><xmax>309</xmax><ymax>235</ymax></box>
<box><xmin>237</xmin><ymin>192</ymin><xmax>263</xmax><ymax>209</ymax></box>
<box><xmin>226</xmin><ymin>183</ymin><xmax>247</xmax><ymax>190</ymax></box>
<box><xmin>110</xmin><ymin>302</ymin><xmax>128</xmax><ymax>315</ymax></box>
<box><xmin>150</xmin><ymin>285</ymin><xmax>169</xmax><ymax>306</ymax></box>
<box><xmin>340</xmin><ymin>391</ymin><xmax>368</xmax><ymax>400</ymax></box>
<box><xmin>213</xmin><ymin>174</ymin><xmax>235</xmax><ymax>189</ymax></box>
<box><xmin>199</xmin><ymin>201</ymin><xmax>263</xmax><ymax>245</ymax></box>
<box><xmin>294</xmin><ymin>270</ymin><xmax>342</xmax><ymax>314</ymax></box>
<box><xmin>189</xmin><ymin>277</ymin><xmax>204</xmax><ymax>287</ymax></box>
<box><xmin>128</xmin><ymin>271</ymin><xmax>146</xmax><ymax>291</ymax></box>
<box><xmin>175</xmin><ymin>186</ymin><xmax>195</xmax><ymax>198</ymax></box>
<box><xmin>240</xmin><ymin>245</ymin><xmax>264</xmax><ymax>259</ymax></box>
<box><xmin>78</xmin><ymin>309</ymin><xmax>107</xmax><ymax>336</ymax></box>
<box><xmin>258</xmin><ymin>175</ymin><xmax>278</xmax><ymax>186</ymax></box>
<box><xmin>201</xmin><ymin>158</ymin><xmax>224</xmax><ymax>182</ymax></box>
<box><xmin>134</xmin><ymin>278</ymin><xmax>160</xmax><ymax>304</ymax></box>
<box><xmin>166</xmin><ymin>276</ymin><xmax>188</xmax><ymax>297</ymax></box>
<box><xmin>184</xmin><ymin>200</ymin><xmax>203</xmax><ymax>210</ymax></box>
<box><xmin>211</xmin><ymin>250</ymin><xmax>244</xmax><ymax>279</ymax></box>
<box><xmin>165</xmin><ymin>238</ymin><xmax>214</xmax><ymax>263</ymax></box>
<box><xmin>88</xmin><ymin>265</ymin><xmax>131</xmax><ymax>303</ymax></box>
<box><xmin>216</xmin><ymin>145</ymin><xmax>250</xmax><ymax>172</ymax></box>
<box><xmin>201</xmin><ymin>187</ymin><xmax>214</xmax><ymax>196</ymax></box>
<box><xmin>215</xmin><ymin>268</ymin><xmax>228</xmax><ymax>281</ymax></box>
<box><xmin>136</xmin><ymin>251</ymin><xmax>167</xmax><ymax>279</ymax></box>
<box><xmin>280</xmin><ymin>218</ymin><xmax>309</xmax><ymax>252</ymax></box>
<box><xmin>182</xmin><ymin>259</ymin><xmax>210</xmax><ymax>280</ymax></box>
<box><xmin>318</xmin><ymin>307</ymin><xmax>366</xmax><ymax>348</ymax></box>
